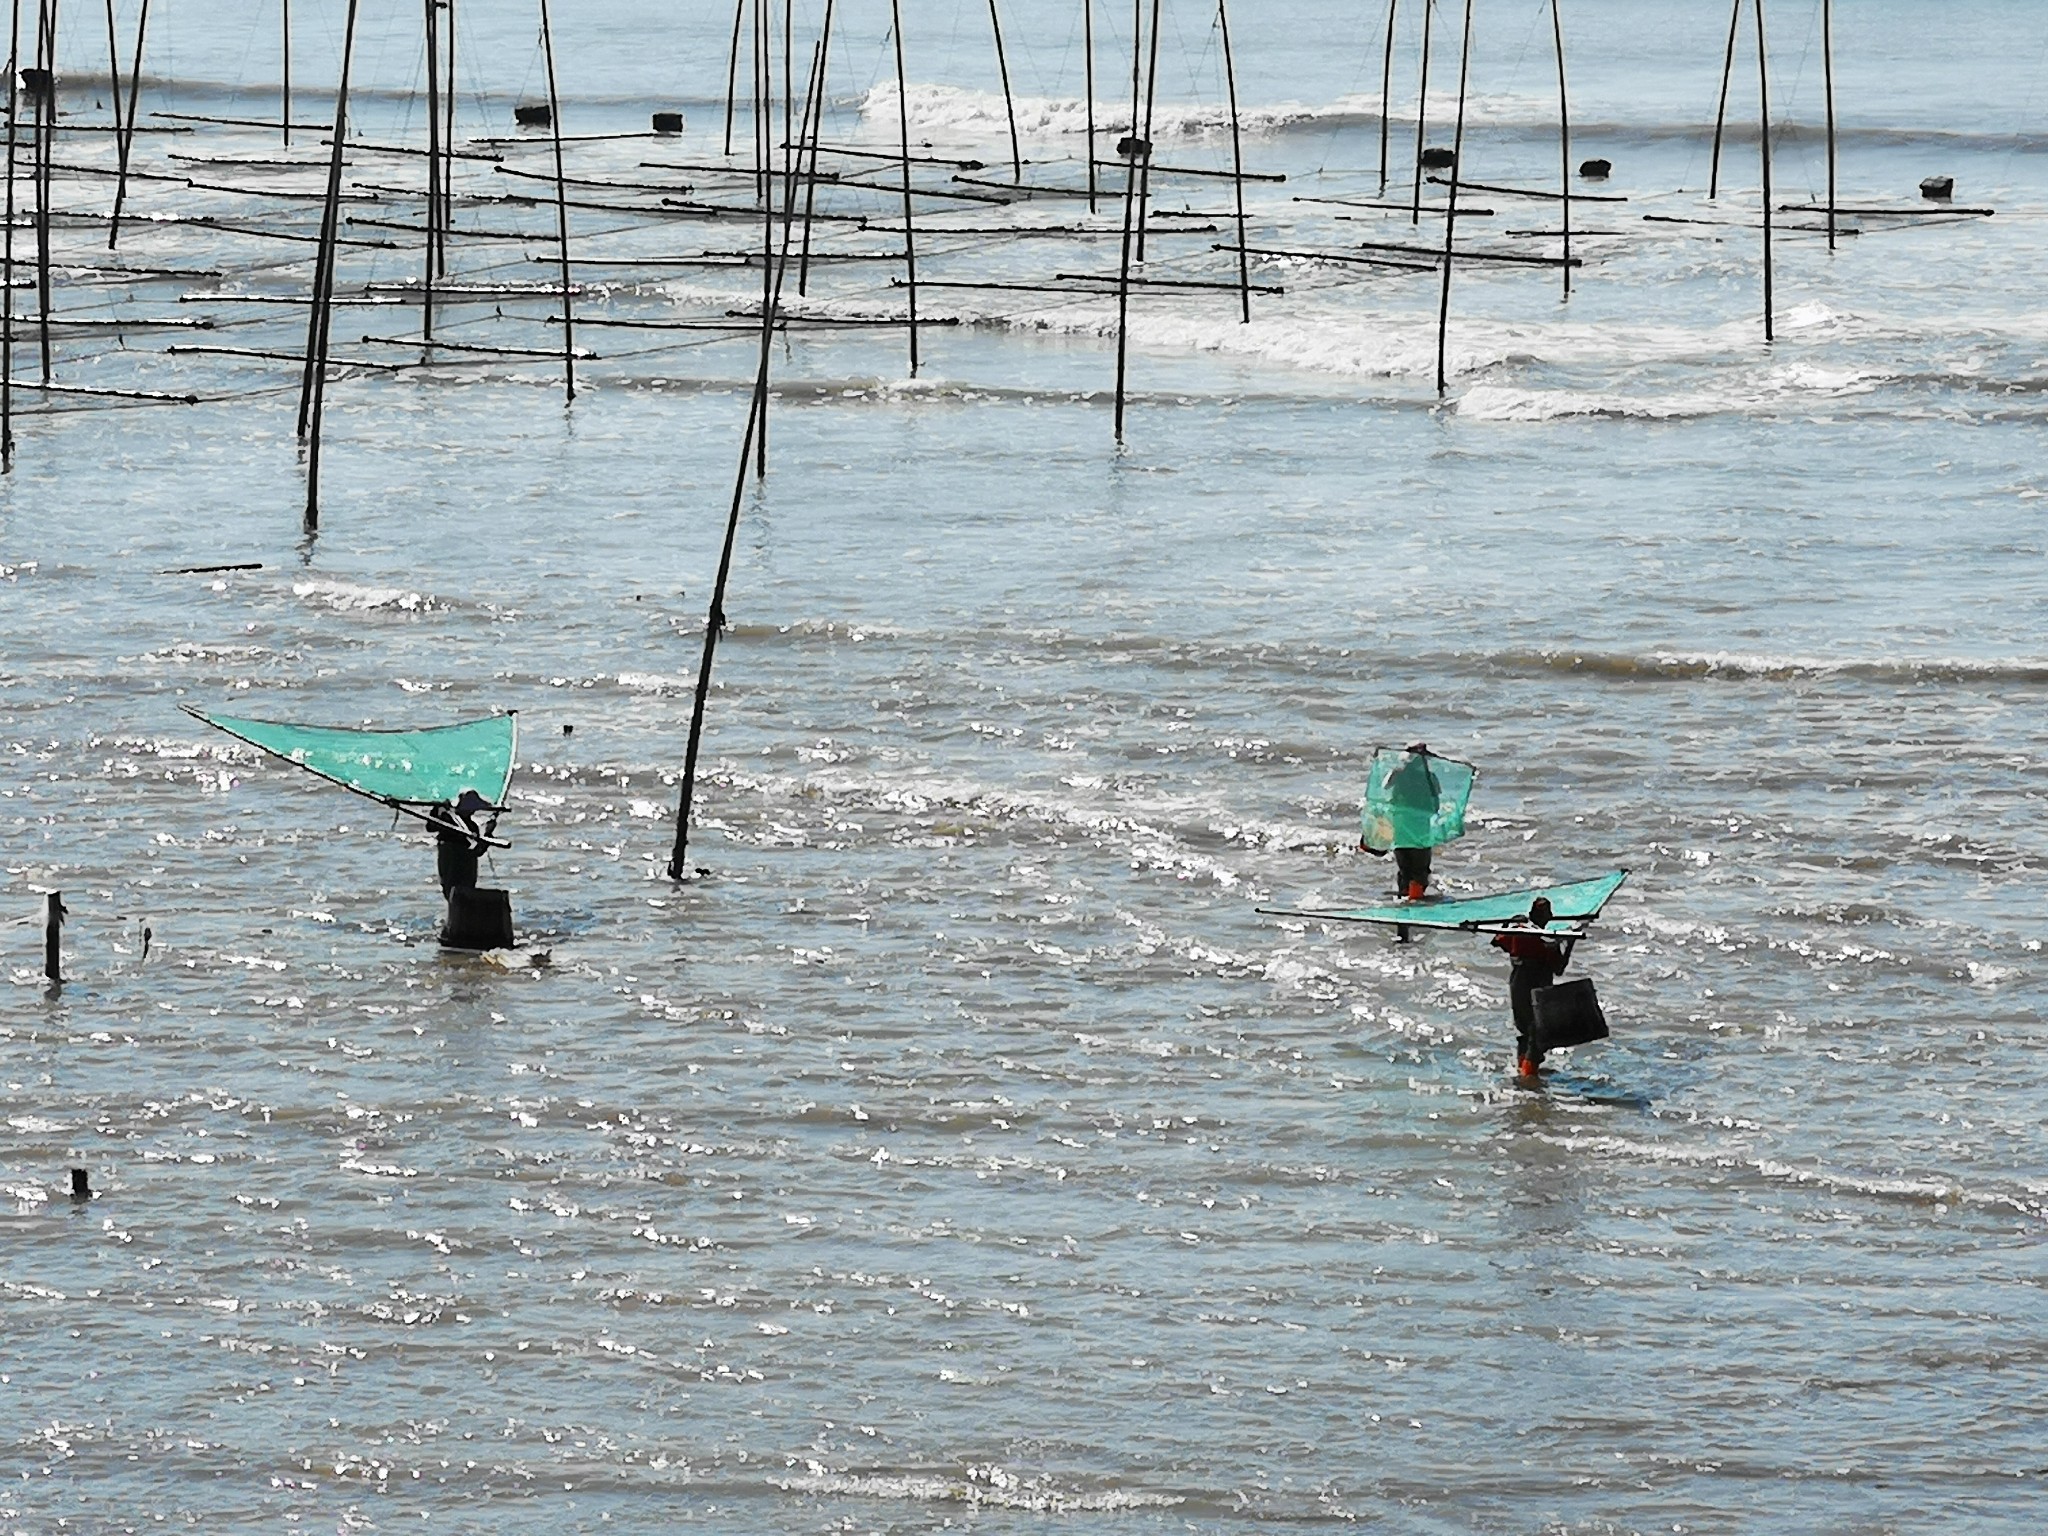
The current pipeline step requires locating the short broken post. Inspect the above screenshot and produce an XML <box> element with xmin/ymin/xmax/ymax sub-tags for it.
<box><xmin>44</xmin><ymin>890</ymin><xmax>65</xmax><ymax>985</ymax></box>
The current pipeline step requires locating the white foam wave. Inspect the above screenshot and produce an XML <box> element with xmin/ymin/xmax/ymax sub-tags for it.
<box><xmin>292</xmin><ymin>579</ymin><xmax>441</xmax><ymax>614</ymax></box>
<box><xmin>1457</xmin><ymin>361</ymin><xmax>1893</xmax><ymax>421</ymax></box>
<box><xmin>777</xmin><ymin>1465</ymin><xmax>1180</xmax><ymax>1514</ymax></box>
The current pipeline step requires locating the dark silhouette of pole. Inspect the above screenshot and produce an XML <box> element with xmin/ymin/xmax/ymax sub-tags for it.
<box><xmin>1083</xmin><ymin>0</ymin><xmax>1096</xmax><ymax>210</ymax></box>
<box><xmin>3</xmin><ymin>0</ymin><xmax>18</xmax><ymax>471</ymax></box>
<box><xmin>1550</xmin><ymin>0</ymin><xmax>1569</xmax><ymax>298</ymax></box>
<box><xmin>105</xmin><ymin>0</ymin><xmax>145</xmax><ymax>248</ymax></box>
<box><xmin>1132</xmin><ymin>0</ymin><xmax>1160</xmax><ymax>263</ymax></box>
<box><xmin>668</xmin><ymin>41</ymin><xmax>817</xmax><ymax>883</ymax></box>
<box><xmin>300</xmin><ymin>0</ymin><xmax>359</xmax><ymax>533</ymax></box>
<box><xmin>988</xmin><ymin>0</ymin><xmax>1021</xmax><ymax>182</ymax></box>
<box><xmin>891</xmin><ymin>0</ymin><xmax>918</xmax><ymax>375</ymax></box>
<box><xmin>423</xmin><ymin>0</ymin><xmax>439</xmax><ymax>339</ymax></box>
<box><xmin>1378</xmin><ymin>0</ymin><xmax>1397</xmax><ymax>195</ymax></box>
<box><xmin>1218</xmin><ymin>0</ymin><xmax>1248</xmax><ymax>323</ymax></box>
<box><xmin>539</xmin><ymin>0</ymin><xmax>574</xmax><ymax>402</ymax></box>
<box><xmin>1409</xmin><ymin>0</ymin><xmax>1431</xmax><ymax>225</ymax></box>
<box><xmin>1822</xmin><ymin>0</ymin><xmax>1835</xmax><ymax>251</ymax></box>
<box><xmin>441</xmin><ymin>0</ymin><xmax>455</xmax><ymax>253</ymax></box>
<box><xmin>44</xmin><ymin>892</ymin><xmax>64</xmax><ymax>985</ymax></box>
<box><xmin>796</xmin><ymin>0</ymin><xmax>834</xmax><ymax>294</ymax></box>
<box><xmin>34</xmin><ymin>0</ymin><xmax>55</xmax><ymax>384</ymax></box>
<box><xmin>1708</xmin><ymin>0</ymin><xmax>1738</xmax><ymax>199</ymax></box>
<box><xmin>1433</xmin><ymin>0</ymin><xmax>1471</xmax><ymax>397</ymax></box>
<box><xmin>1755</xmin><ymin>0</ymin><xmax>1772</xmax><ymax>341</ymax></box>
<box><xmin>1112</xmin><ymin>0</ymin><xmax>1155</xmax><ymax>443</ymax></box>
<box><xmin>722</xmin><ymin>0</ymin><xmax>741</xmax><ymax>155</ymax></box>
<box><xmin>281</xmin><ymin>0</ymin><xmax>291</xmax><ymax>144</ymax></box>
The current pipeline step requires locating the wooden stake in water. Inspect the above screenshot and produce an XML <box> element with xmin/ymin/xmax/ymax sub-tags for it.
<box><xmin>441</xmin><ymin>0</ymin><xmax>455</xmax><ymax>253</ymax></box>
<box><xmin>300</xmin><ymin>0</ymin><xmax>360</xmax><ymax>532</ymax></box>
<box><xmin>44</xmin><ymin>891</ymin><xmax>64</xmax><ymax>985</ymax></box>
<box><xmin>722</xmin><ymin>0</ymin><xmax>742</xmax><ymax>156</ymax></box>
<box><xmin>105</xmin><ymin>0</ymin><xmax>146</xmax><ymax>249</ymax></box>
<box><xmin>538</xmin><ymin>0</ymin><xmax>574</xmax><ymax>403</ymax></box>
<box><xmin>1708</xmin><ymin>0</ymin><xmax>1738</xmax><ymax>199</ymax></box>
<box><xmin>796</xmin><ymin>0</ymin><xmax>835</xmax><ymax>295</ymax></box>
<box><xmin>423</xmin><ymin>0</ymin><xmax>440</xmax><ymax>341</ymax></box>
<box><xmin>1083</xmin><ymin>0</ymin><xmax>1096</xmax><ymax>211</ymax></box>
<box><xmin>1755</xmin><ymin>0</ymin><xmax>1772</xmax><ymax>341</ymax></box>
<box><xmin>1433</xmin><ymin>0</ymin><xmax>1471</xmax><ymax>397</ymax></box>
<box><xmin>891</xmin><ymin>0</ymin><xmax>918</xmax><ymax>376</ymax></box>
<box><xmin>988</xmin><ymin>0</ymin><xmax>1022</xmax><ymax>183</ymax></box>
<box><xmin>2</xmin><ymin>0</ymin><xmax>17</xmax><ymax>472</ymax></box>
<box><xmin>1550</xmin><ymin>0</ymin><xmax>1569</xmax><ymax>298</ymax></box>
<box><xmin>1378</xmin><ymin>0</ymin><xmax>1397</xmax><ymax>195</ymax></box>
<box><xmin>1217</xmin><ymin>0</ymin><xmax>1249</xmax><ymax>324</ymax></box>
<box><xmin>281</xmin><ymin>0</ymin><xmax>291</xmax><ymax>144</ymax></box>
<box><xmin>668</xmin><ymin>47</ymin><xmax>817</xmax><ymax>883</ymax></box>
<box><xmin>1111</xmin><ymin>0</ymin><xmax>1153</xmax><ymax>443</ymax></box>
<box><xmin>1132</xmin><ymin>0</ymin><xmax>1161</xmax><ymax>264</ymax></box>
<box><xmin>33</xmin><ymin>0</ymin><xmax>55</xmax><ymax>384</ymax></box>
<box><xmin>1822</xmin><ymin>0</ymin><xmax>1836</xmax><ymax>252</ymax></box>
<box><xmin>1409</xmin><ymin>0</ymin><xmax>1432</xmax><ymax>226</ymax></box>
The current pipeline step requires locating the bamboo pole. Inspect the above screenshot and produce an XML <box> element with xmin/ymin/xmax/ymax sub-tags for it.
<box><xmin>1433</xmin><ymin>0</ymin><xmax>1471</xmax><ymax>397</ymax></box>
<box><xmin>105</xmin><ymin>0</ymin><xmax>143</xmax><ymax>248</ymax></box>
<box><xmin>3</xmin><ymin>0</ymin><xmax>18</xmax><ymax>471</ymax></box>
<box><xmin>756</xmin><ymin>0</ymin><xmax>771</xmax><ymax>476</ymax></box>
<box><xmin>101</xmin><ymin>0</ymin><xmax>117</xmax><ymax>139</ymax></box>
<box><xmin>988</xmin><ymin>0</ymin><xmax>1021</xmax><ymax>183</ymax></box>
<box><xmin>667</xmin><ymin>34</ymin><xmax>817</xmax><ymax>883</ymax></box>
<box><xmin>1132</xmin><ymin>0</ymin><xmax>1160</xmax><ymax>263</ymax></box>
<box><xmin>1550</xmin><ymin>0</ymin><xmax>1568</xmax><ymax>298</ymax></box>
<box><xmin>722</xmin><ymin>0</ymin><xmax>741</xmax><ymax>156</ymax></box>
<box><xmin>795</xmin><ymin>0</ymin><xmax>834</xmax><ymax>295</ymax></box>
<box><xmin>1409</xmin><ymin>0</ymin><xmax>1431</xmax><ymax>225</ymax></box>
<box><xmin>281</xmin><ymin>0</ymin><xmax>290</xmax><ymax>144</ymax></box>
<box><xmin>1217</xmin><ymin>0</ymin><xmax>1248</xmax><ymax>323</ymax></box>
<box><xmin>538</xmin><ymin>0</ymin><xmax>573</xmax><ymax>402</ymax></box>
<box><xmin>1111</xmin><ymin>0</ymin><xmax>1149</xmax><ymax>443</ymax></box>
<box><xmin>891</xmin><ymin>0</ymin><xmax>917</xmax><ymax>375</ymax></box>
<box><xmin>781</xmin><ymin>0</ymin><xmax>791</xmax><ymax>197</ymax></box>
<box><xmin>423</xmin><ymin>0</ymin><xmax>439</xmax><ymax>340</ymax></box>
<box><xmin>1708</xmin><ymin>0</ymin><xmax>1737</xmax><ymax>199</ymax></box>
<box><xmin>34</xmin><ymin>0</ymin><xmax>54</xmax><ymax>384</ymax></box>
<box><xmin>441</xmin><ymin>0</ymin><xmax>455</xmax><ymax>256</ymax></box>
<box><xmin>301</xmin><ymin>0</ymin><xmax>360</xmax><ymax>532</ymax></box>
<box><xmin>1083</xmin><ymin>0</ymin><xmax>1095</xmax><ymax>211</ymax></box>
<box><xmin>1755</xmin><ymin>0</ymin><xmax>1772</xmax><ymax>340</ymax></box>
<box><xmin>1379</xmin><ymin>0</ymin><xmax>1397</xmax><ymax>195</ymax></box>
<box><xmin>1821</xmin><ymin>0</ymin><xmax>1835</xmax><ymax>251</ymax></box>
<box><xmin>753</xmin><ymin>0</ymin><xmax>766</xmax><ymax>204</ymax></box>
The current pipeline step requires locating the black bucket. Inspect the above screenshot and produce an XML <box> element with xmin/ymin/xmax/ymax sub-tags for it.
<box><xmin>442</xmin><ymin>887</ymin><xmax>515</xmax><ymax>951</ymax></box>
<box><xmin>1532</xmin><ymin>976</ymin><xmax>1609</xmax><ymax>1054</ymax></box>
<box><xmin>651</xmin><ymin>111</ymin><xmax>685</xmax><ymax>135</ymax></box>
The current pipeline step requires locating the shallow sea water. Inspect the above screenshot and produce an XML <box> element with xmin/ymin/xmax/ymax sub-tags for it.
<box><xmin>5</xmin><ymin>2</ymin><xmax>2048</xmax><ymax>1532</ymax></box>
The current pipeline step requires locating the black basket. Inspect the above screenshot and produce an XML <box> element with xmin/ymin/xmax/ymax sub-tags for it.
<box><xmin>1532</xmin><ymin>976</ymin><xmax>1609</xmax><ymax>1054</ymax></box>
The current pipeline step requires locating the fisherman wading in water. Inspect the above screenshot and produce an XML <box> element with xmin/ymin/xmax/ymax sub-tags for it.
<box><xmin>1492</xmin><ymin>896</ymin><xmax>1575</xmax><ymax>1080</ymax></box>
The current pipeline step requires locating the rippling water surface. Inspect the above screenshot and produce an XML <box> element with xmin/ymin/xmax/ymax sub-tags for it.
<box><xmin>5</xmin><ymin>2</ymin><xmax>2048</xmax><ymax>1531</ymax></box>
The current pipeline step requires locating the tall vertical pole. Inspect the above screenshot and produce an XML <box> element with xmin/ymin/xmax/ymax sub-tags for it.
<box><xmin>796</xmin><ymin>0</ymin><xmax>834</xmax><ymax>295</ymax></box>
<box><xmin>105</xmin><ymin>0</ymin><xmax>144</xmax><ymax>248</ymax></box>
<box><xmin>1550</xmin><ymin>0</ymin><xmax>1569</xmax><ymax>298</ymax></box>
<box><xmin>101</xmin><ymin>0</ymin><xmax>119</xmax><ymax>137</ymax></box>
<box><xmin>1708</xmin><ymin>0</ymin><xmax>1738</xmax><ymax>199</ymax></box>
<box><xmin>441</xmin><ymin>0</ymin><xmax>455</xmax><ymax>258</ymax></box>
<box><xmin>1409</xmin><ymin>0</ymin><xmax>1432</xmax><ymax>225</ymax></box>
<box><xmin>1218</xmin><ymin>0</ymin><xmax>1248</xmax><ymax>323</ymax></box>
<box><xmin>752</xmin><ymin>0</ymin><xmax>766</xmax><ymax>204</ymax></box>
<box><xmin>1433</xmin><ymin>0</ymin><xmax>1471</xmax><ymax>397</ymax></box>
<box><xmin>988</xmin><ymin>0</ymin><xmax>1021</xmax><ymax>183</ymax></box>
<box><xmin>1755</xmin><ymin>0</ymin><xmax>1772</xmax><ymax>341</ymax></box>
<box><xmin>722</xmin><ymin>0</ymin><xmax>742</xmax><ymax>156</ymax></box>
<box><xmin>302</xmin><ymin>0</ymin><xmax>360</xmax><ymax>532</ymax></box>
<box><xmin>281</xmin><ymin>0</ymin><xmax>291</xmax><ymax>144</ymax></box>
<box><xmin>538</xmin><ymin>0</ymin><xmax>573</xmax><ymax>403</ymax></box>
<box><xmin>1111</xmin><ymin>0</ymin><xmax>1151</xmax><ymax>443</ymax></box>
<box><xmin>891</xmin><ymin>0</ymin><xmax>917</xmax><ymax>376</ymax></box>
<box><xmin>1378</xmin><ymin>0</ymin><xmax>1397</xmax><ymax>195</ymax></box>
<box><xmin>781</xmin><ymin>0</ymin><xmax>792</xmax><ymax>193</ymax></box>
<box><xmin>423</xmin><ymin>0</ymin><xmax>439</xmax><ymax>340</ymax></box>
<box><xmin>1821</xmin><ymin>0</ymin><xmax>1835</xmax><ymax>252</ymax></box>
<box><xmin>2</xmin><ymin>0</ymin><xmax>18</xmax><ymax>471</ymax></box>
<box><xmin>1133</xmin><ymin>0</ymin><xmax>1160</xmax><ymax>263</ymax></box>
<box><xmin>34</xmin><ymin>0</ymin><xmax>54</xmax><ymax>384</ymax></box>
<box><xmin>1082</xmin><ymin>0</ymin><xmax>1096</xmax><ymax>211</ymax></box>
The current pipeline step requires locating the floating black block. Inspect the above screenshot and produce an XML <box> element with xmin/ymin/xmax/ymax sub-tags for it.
<box><xmin>652</xmin><ymin>111</ymin><xmax>684</xmax><ymax>135</ymax></box>
<box><xmin>1920</xmin><ymin>175</ymin><xmax>1954</xmax><ymax>201</ymax></box>
<box><xmin>1420</xmin><ymin>146</ymin><xmax>1457</xmax><ymax>171</ymax></box>
<box><xmin>442</xmin><ymin>887</ymin><xmax>516</xmax><ymax>951</ymax></box>
<box><xmin>514</xmin><ymin>103</ymin><xmax>553</xmax><ymax>129</ymax></box>
<box><xmin>1579</xmin><ymin>157</ymin><xmax>1612</xmax><ymax>180</ymax></box>
<box><xmin>1532</xmin><ymin>977</ymin><xmax>1610</xmax><ymax>1054</ymax></box>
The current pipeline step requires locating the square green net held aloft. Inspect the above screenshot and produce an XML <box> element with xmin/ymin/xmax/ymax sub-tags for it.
<box><xmin>1359</xmin><ymin>746</ymin><xmax>1476</xmax><ymax>852</ymax></box>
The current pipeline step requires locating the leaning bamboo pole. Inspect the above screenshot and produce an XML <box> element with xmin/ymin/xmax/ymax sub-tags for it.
<box><xmin>1218</xmin><ymin>0</ymin><xmax>1249</xmax><ymax>323</ymax></box>
<box><xmin>1083</xmin><ymin>0</ymin><xmax>1096</xmax><ymax>211</ymax></box>
<box><xmin>539</xmin><ymin>0</ymin><xmax>574</xmax><ymax>402</ymax></box>
<box><xmin>891</xmin><ymin>0</ymin><xmax>918</xmax><ymax>375</ymax></box>
<box><xmin>105</xmin><ymin>0</ymin><xmax>145</xmax><ymax>248</ymax></box>
<box><xmin>795</xmin><ymin>0</ymin><xmax>835</xmax><ymax>295</ymax></box>
<box><xmin>1378</xmin><ymin>0</ymin><xmax>1397</xmax><ymax>195</ymax></box>
<box><xmin>1821</xmin><ymin>0</ymin><xmax>1835</xmax><ymax>251</ymax></box>
<box><xmin>423</xmin><ymin>0</ymin><xmax>440</xmax><ymax>339</ymax></box>
<box><xmin>1755</xmin><ymin>0</ymin><xmax>1772</xmax><ymax>341</ymax></box>
<box><xmin>1409</xmin><ymin>0</ymin><xmax>1431</xmax><ymax>225</ymax></box>
<box><xmin>34</xmin><ymin>0</ymin><xmax>56</xmax><ymax>383</ymax></box>
<box><xmin>988</xmin><ymin>0</ymin><xmax>1022</xmax><ymax>183</ymax></box>
<box><xmin>1132</xmin><ymin>0</ymin><xmax>1161</xmax><ymax>263</ymax></box>
<box><xmin>1708</xmin><ymin>0</ymin><xmax>1737</xmax><ymax>199</ymax></box>
<box><xmin>1433</xmin><ymin>0</ymin><xmax>1471</xmax><ymax>397</ymax></box>
<box><xmin>1550</xmin><ymin>0</ymin><xmax>1569</xmax><ymax>298</ymax></box>
<box><xmin>301</xmin><ymin>0</ymin><xmax>361</xmax><ymax>532</ymax></box>
<box><xmin>281</xmin><ymin>0</ymin><xmax>291</xmax><ymax>144</ymax></box>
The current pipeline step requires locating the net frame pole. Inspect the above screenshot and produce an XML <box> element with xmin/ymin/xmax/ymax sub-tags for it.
<box><xmin>1433</xmin><ymin>0</ymin><xmax>1471</xmax><ymax>397</ymax></box>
